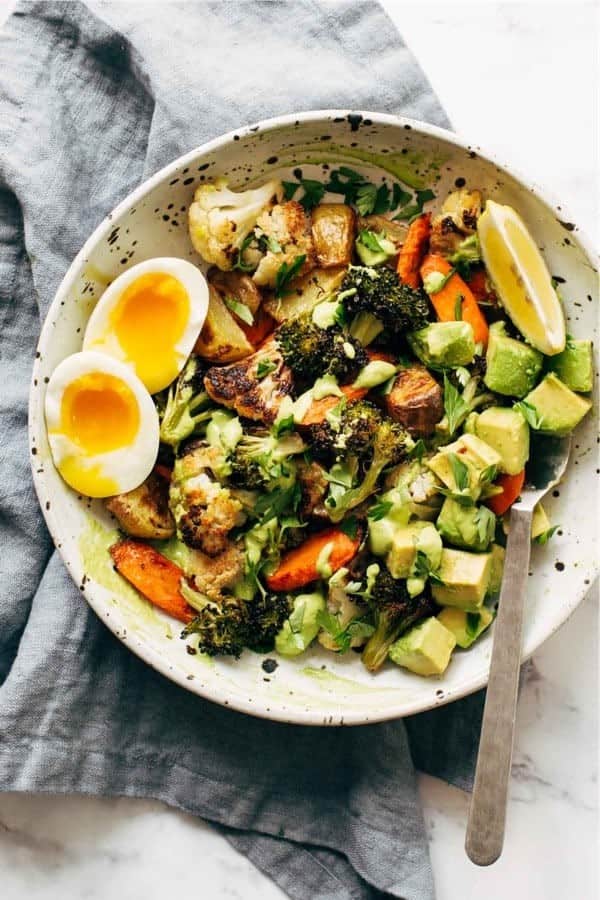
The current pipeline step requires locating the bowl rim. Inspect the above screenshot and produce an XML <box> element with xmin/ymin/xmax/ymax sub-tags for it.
<box><xmin>29</xmin><ymin>108</ymin><xmax>599</xmax><ymax>726</ymax></box>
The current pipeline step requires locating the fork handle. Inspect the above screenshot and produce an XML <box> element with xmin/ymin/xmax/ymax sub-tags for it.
<box><xmin>465</xmin><ymin>505</ymin><xmax>533</xmax><ymax>866</ymax></box>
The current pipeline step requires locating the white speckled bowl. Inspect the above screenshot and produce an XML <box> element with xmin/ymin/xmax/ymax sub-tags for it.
<box><xmin>29</xmin><ymin>111</ymin><xmax>598</xmax><ymax>725</ymax></box>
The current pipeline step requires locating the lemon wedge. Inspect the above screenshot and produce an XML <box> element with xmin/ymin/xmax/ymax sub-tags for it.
<box><xmin>477</xmin><ymin>200</ymin><xmax>566</xmax><ymax>355</ymax></box>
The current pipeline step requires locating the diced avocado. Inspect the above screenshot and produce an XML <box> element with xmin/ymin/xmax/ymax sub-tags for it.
<box><xmin>547</xmin><ymin>339</ymin><xmax>593</xmax><ymax>392</ymax></box>
<box><xmin>463</xmin><ymin>412</ymin><xmax>479</xmax><ymax>435</ymax></box>
<box><xmin>488</xmin><ymin>543</ymin><xmax>505</xmax><ymax>595</ymax></box>
<box><xmin>531</xmin><ymin>502</ymin><xmax>551</xmax><ymax>540</ymax></box>
<box><xmin>484</xmin><ymin>321</ymin><xmax>543</xmax><ymax>398</ymax></box>
<box><xmin>472</xmin><ymin>406</ymin><xmax>530</xmax><ymax>475</ymax></box>
<box><xmin>427</xmin><ymin>433</ymin><xmax>501</xmax><ymax>501</ymax></box>
<box><xmin>275</xmin><ymin>591</ymin><xmax>326</xmax><ymax>657</ymax></box>
<box><xmin>523</xmin><ymin>372</ymin><xmax>592</xmax><ymax>436</ymax></box>
<box><xmin>389</xmin><ymin>617</ymin><xmax>456</xmax><ymax>676</ymax></box>
<box><xmin>368</xmin><ymin>488</ymin><xmax>411</xmax><ymax>556</ymax></box>
<box><xmin>436</xmin><ymin>498</ymin><xmax>496</xmax><ymax>552</ymax></box>
<box><xmin>387</xmin><ymin>521</ymin><xmax>442</xmax><ymax>579</ymax></box>
<box><xmin>431</xmin><ymin>548</ymin><xmax>492</xmax><ymax>611</ymax></box>
<box><xmin>408</xmin><ymin>321</ymin><xmax>475</xmax><ymax>368</ymax></box>
<box><xmin>437</xmin><ymin>606</ymin><xmax>494</xmax><ymax>649</ymax></box>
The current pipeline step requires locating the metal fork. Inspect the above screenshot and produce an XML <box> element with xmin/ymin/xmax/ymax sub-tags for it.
<box><xmin>465</xmin><ymin>434</ymin><xmax>572</xmax><ymax>866</ymax></box>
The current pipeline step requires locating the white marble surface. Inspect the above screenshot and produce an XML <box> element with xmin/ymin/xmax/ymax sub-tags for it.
<box><xmin>1</xmin><ymin>2</ymin><xmax>598</xmax><ymax>898</ymax></box>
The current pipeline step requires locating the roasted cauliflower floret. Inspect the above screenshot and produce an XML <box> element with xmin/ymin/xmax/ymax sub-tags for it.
<box><xmin>169</xmin><ymin>438</ymin><xmax>245</xmax><ymax>556</ymax></box>
<box><xmin>252</xmin><ymin>201</ymin><xmax>316</xmax><ymax>288</ymax></box>
<box><xmin>430</xmin><ymin>188</ymin><xmax>483</xmax><ymax>257</ymax></box>
<box><xmin>188</xmin><ymin>178</ymin><xmax>283</xmax><ymax>271</ymax></box>
<box><xmin>188</xmin><ymin>541</ymin><xmax>245</xmax><ymax>601</ymax></box>
<box><xmin>106</xmin><ymin>473</ymin><xmax>174</xmax><ymax>539</ymax></box>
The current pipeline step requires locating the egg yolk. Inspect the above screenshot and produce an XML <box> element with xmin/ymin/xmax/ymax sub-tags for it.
<box><xmin>110</xmin><ymin>272</ymin><xmax>190</xmax><ymax>394</ymax></box>
<box><xmin>60</xmin><ymin>371</ymin><xmax>140</xmax><ymax>454</ymax></box>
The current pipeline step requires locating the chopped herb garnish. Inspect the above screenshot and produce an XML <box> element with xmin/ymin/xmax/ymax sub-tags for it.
<box><xmin>355</xmin><ymin>183</ymin><xmax>378</xmax><ymax>216</ymax></box>
<box><xmin>272</xmin><ymin>414</ymin><xmax>295</xmax><ymax>437</ymax></box>
<box><xmin>393</xmin><ymin>187</ymin><xmax>436</xmax><ymax>221</ymax></box>
<box><xmin>367</xmin><ymin>499</ymin><xmax>394</xmax><ymax>521</ymax></box>
<box><xmin>298</xmin><ymin>178</ymin><xmax>326</xmax><ymax>211</ymax></box>
<box><xmin>413</xmin><ymin>550</ymin><xmax>445</xmax><ymax>585</ymax></box>
<box><xmin>443</xmin><ymin>373</ymin><xmax>470</xmax><ymax>436</ymax></box>
<box><xmin>257</xmin><ymin>359</ymin><xmax>277</xmax><ymax>379</ymax></box>
<box><xmin>408</xmin><ymin>439</ymin><xmax>427</xmax><ymax>462</ymax></box>
<box><xmin>339</xmin><ymin>516</ymin><xmax>359</xmax><ymax>539</ymax></box>
<box><xmin>275</xmin><ymin>254</ymin><xmax>306</xmax><ymax>297</ymax></box>
<box><xmin>373</xmin><ymin>182</ymin><xmax>391</xmax><ymax>214</ymax></box>
<box><xmin>224</xmin><ymin>295</ymin><xmax>254</xmax><ymax>326</ymax></box>
<box><xmin>534</xmin><ymin>525</ymin><xmax>560</xmax><ymax>545</ymax></box>
<box><xmin>454</xmin><ymin>293</ymin><xmax>463</xmax><ymax>320</ymax></box>
<box><xmin>356</xmin><ymin>229</ymin><xmax>388</xmax><ymax>254</ymax></box>
<box><xmin>316</xmin><ymin>610</ymin><xmax>375</xmax><ymax>653</ymax></box>
<box><xmin>513</xmin><ymin>399</ymin><xmax>543</xmax><ymax>429</ymax></box>
<box><xmin>447</xmin><ymin>452</ymin><xmax>469</xmax><ymax>492</ymax></box>
<box><xmin>465</xmin><ymin>612</ymin><xmax>481</xmax><ymax>639</ymax></box>
<box><xmin>232</xmin><ymin>234</ymin><xmax>256</xmax><ymax>272</ymax></box>
<box><xmin>282</xmin><ymin>180</ymin><xmax>299</xmax><ymax>201</ymax></box>
<box><xmin>391</xmin><ymin>182</ymin><xmax>411</xmax><ymax>211</ymax></box>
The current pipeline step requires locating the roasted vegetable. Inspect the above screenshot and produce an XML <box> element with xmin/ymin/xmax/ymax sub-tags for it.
<box><xmin>341</xmin><ymin>265</ymin><xmax>430</xmax><ymax>347</ymax></box>
<box><xmin>361</xmin><ymin>565</ymin><xmax>436</xmax><ymax>672</ymax></box>
<box><xmin>106</xmin><ymin>472</ymin><xmax>175</xmax><ymax>539</ymax></box>
<box><xmin>188</xmin><ymin>177</ymin><xmax>282</xmax><ymax>270</ymax></box>
<box><xmin>385</xmin><ymin>364</ymin><xmax>444</xmax><ymax>437</ymax></box>
<box><xmin>396</xmin><ymin>213</ymin><xmax>431</xmax><ymax>288</ymax></box>
<box><xmin>204</xmin><ymin>338</ymin><xmax>293</xmax><ymax>423</ymax></box>
<box><xmin>429</xmin><ymin>188</ymin><xmax>483</xmax><ymax>257</ymax></box>
<box><xmin>420</xmin><ymin>253</ymin><xmax>489</xmax><ymax>347</ymax></box>
<box><xmin>252</xmin><ymin>200</ymin><xmax>316</xmax><ymax>288</ymax></box>
<box><xmin>229</xmin><ymin>427</ymin><xmax>305</xmax><ymax>492</ymax></box>
<box><xmin>194</xmin><ymin>284</ymin><xmax>254</xmax><ymax>363</ymax></box>
<box><xmin>308</xmin><ymin>399</ymin><xmax>382</xmax><ymax>463</ymax></box>
<box><xmin>275</xmin><ymin>314</ymin><xmax>368</xmax><ymax>385</ymax></box>
<box><xmin>311</xmin><ymin>203</ymin><xmax>355</xmax><ymax>268</ymax></box>
<box><xmin>263</xmin><ymin>266</ymin><xmax>346</xmax><ymax>324</ymax></box>
<box><xmin>265</xmin><ymin>527</ymin><xmax>361</xmax><ymax>592</ymax></box>
<box><xmin>110</xmin><ymin>540</ymin><xmax>195</xmax><ymax>623</ymax></box>
<box><xmin>159</xmin><ymin>355</ymin><xmax>214</xmax><ymax>447</ymax></box>
<box><xmin>208</xmin><ymin>267</ymin><xmax>263</xmax><ymax>316</ymax></box>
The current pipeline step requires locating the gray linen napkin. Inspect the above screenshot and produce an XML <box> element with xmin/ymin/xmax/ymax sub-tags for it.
<box><xmin>0</xmin><ymin>3</ymin><xmax>485</xmax><ymax>898</ymax></box>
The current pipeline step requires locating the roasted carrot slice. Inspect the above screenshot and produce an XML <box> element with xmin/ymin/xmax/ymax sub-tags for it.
<box><xmin>110</xmin><ymin>540</ymin><xmax>195</xmax><ymax>623</ymax></box>
<box><xmin>485</xmin><ymin>470</ymin><xmax>526</xmax><ymax>516</ymax></box>
<box><xmin>265</xmin><ymin>527</ymin><xmax>361</xmax><ymax>592</ymax></box>
<box><xmin>420</xmin><ymin>253</ymin><xmax>489</xmax><ymax>346</ymax></box>
<box><xmin>396</xmin><ymin>213</ymin><xmax>431</xmax><ymax>288</ymax></box>
<box><xmin>300</xmin><ymin>384</ymin><xmax>368</xmax><ymax>427</ymax></box>
<box><xmin>154</xmin><ymin>464</ymin><xmax>173</xmax><ymax>482</ymax></box>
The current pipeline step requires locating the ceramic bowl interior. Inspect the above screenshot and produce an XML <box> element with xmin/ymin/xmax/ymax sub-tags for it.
<box><xmin>29</xmin><ymin>111</ymin><xmax>598</xmax><ymax>725</ymax></box>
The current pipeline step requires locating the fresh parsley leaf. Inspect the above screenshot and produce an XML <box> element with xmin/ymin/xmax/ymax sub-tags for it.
<box><xmin>391</xmin><ymin>182</ymin><xmax>411</xmax><ymax>211</ymax></box>
<box><xmin>257</xmin><ymin>359</ymin><xmax>277</xmax><ymax>379</ymax></box>
<box><xmin>513</xmin><ymin>400</ymin><xmax>543</xmax><ymax>430</ymax></box>
<box><xmin>357</xmin><ymin>229</ymin><xmax>387</xmax><ymax>253</ymax></box>
<box><xmin>256</xmin><ymin>231</ymin><xmax>282</xmax><ymax>254</ymax></box>
<box><xmin>408</xmin><ymin>439</ymin><xmax>426</xmax><ymax>462</ymax></box>
<box><xmin>224</xmin><ymin>295</ymin><xmax>254</xmax><ymax>326</ymax></box>
<box><xmin>443</xmin><ymin>373</ymin><xmax>471</xmax><ymax>436</ymax></box>
<box><xmin>465</xmin><ymin>612</ymin><xmax>481</xmax><ymax>639</ymax></box>
<box><xmin>534</xmin><ymin>524</ymin><xmax>560</xmax><ymax>545</ymax></box>
<box><xmin>232</xmin><ymin>234</ymin><xmax>256</xmax><ymax>272</ymax></box>
<box><xmin>253</xmin><ymin>482</ymin><xmax>301</xmax><ymax>524</ymax></box>
<box><xmin>325</xmin><ymin>167</ymin><xmax>365</xmax><ymax>205</ymax></box>
<box><xmin>413</xmin><ymin>550</ymin><xmax>445</xmax><ymax>585</ymax></box>
<box><xmin>393</xmin><ymin>188</ymin><xmax>436</xmax><ymax>221</ymax></box>
<box><xmin>437</xmin><ymin>487</ymin><xmax>476</xmax><ymax>507</ymax></box>
<box><xmin>416</xmin><ymin>188</ymin><xmax>436</xmax><ymax>207</ymax></box>
<box><xmin>282</xmin><ymin>180</ymin><xmax>299</xmax><ymax>201</ymax></box>
<box><xmin>447</xmin><ymin>452</ymin><xmax>469</xmax><ymax>492</ymax></box>
<box><xmin>478</xmin><ymin>465</ymin><xmax>498</xmax><ymax>487</ymax></box>
<box><xmin>275</xmin><ymin>254</ymin><xmax>306</xmax><ymax>297</ymax></box>
<box><xmin>373</xmin><ymin>182</ymin><xmax>391</xmax><ymax>214</ymax></box>
<box><xmin>454</xmin><ymin>293</ymin><xmax>463</xmax><ymax>320</ymax></box>
<box><xmin>316</xmin><ymin>610</ymin><xmax>374</xmax><ymax>653</ymax></box>
<box><xmin>339</xmin><ymin>516</ymin><xmax>359</xmax><ymax>539</ymax></box>
<box><xmin>355</xmin><ymin>183</ymin><xmax>378</xmax><ymax>216</ymax></box>
<box><xmin>475</xmin><ymin>506</ymin><xmax>496</xmax><ymax>544</ymax></box>
<box><xmin>272</xmin><ymin>414</ymin><xmax>295</xmax><ymax>437</ymax></box>
<box><xmin>299</xmin><ymin>178</ymin><xmax>325</xmax><ymax>211</ymax></box>
<box><xmin>367</xmin><ymin>499</ymin><xmax>394</xmax><ymax>521</ymax></box>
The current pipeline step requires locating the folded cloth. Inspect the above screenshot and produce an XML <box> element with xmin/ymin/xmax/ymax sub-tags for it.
<box><xmin>0</xmin><ymin>3</ymin><xmax>484</xmax><ymax>898</ymax></box>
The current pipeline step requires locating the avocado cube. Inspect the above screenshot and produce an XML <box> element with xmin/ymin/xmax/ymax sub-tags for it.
<box><xmin>484</xmin><ymin>321</ymin><xmax>543</xmax><ymax>398</ymax></box>
<box><xmin>436</xmin><ymin>497</ymin><xmax>496</xmax><ymax>552</ymax></box>
<box><xmin>408</xmin><ymin>321</ymin><xmax>476</xmax><ymax>368</ymax></box>
<box><xmin>547</xmin><ymin>339</ymin><xmax>593</xmax><ymax>392</ymax></box>
<box><xmin>275</xmin><ymin>591</ymin><xmax>325</xmax><ymax>657</ymax></box>
<box><xmin>523</xmin><ymin>373</ymin><xmax>592</xmax><ymax>436</ymax></box>
<box><xmin>488</xmin><ymin>543</ymin><xmax>505</xmax><ymax>595</ymax></box>
<box><xmin>427</xmin><ymin>433</ymin><xmax>502</xmax><ymax>500</ymax></box>
<box><xmin>474</xmin><ymin>406</ymin><xmax>530</xmax><ymax>475</ymax></box>
<box><xmin>431</xmin><ymin>548</ymin><xmax>492</xmax><ymax>611</ymax></box>
<box><xmin>387</xmin><ymin>521</ymin><xmax>442</xmax><ymax>579</ymax></box>
<box><xmin>437</xmin><ymin>606</ymin><xmax>494</xmax><ymax>649</ymax></box>
<box><xmin>389</xmin><ymin>617</ymin><xmax>456</xmax><ymax>675</ymax></box>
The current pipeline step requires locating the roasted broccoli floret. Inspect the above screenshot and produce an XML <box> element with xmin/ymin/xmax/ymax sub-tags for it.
<box><xmin>159</xmin><ymin>356</ymin><xmax>214</xmax><ymax>447</ymax></box>
<box><xmin>361</xmin><ymin>565</ymin><xmax>436</xmax><ymax>672</ymax></box>
<box><xmin>229</xmin><ymin>428</ymin><xmax>305</xmax><ymax>491</ymax></box>
<box><xmin>309</xmin><ymin>399</ymin><xmax>382</xmax><ymax>462</ymax></box>
<box><xmin>341</xmin><ymin>265</ymin><xmax>430</xmax><ymax>346</ymax></box>
<box><xmin>326</xmin><ymin>417</ymin><xmax>413</xmax><ymax>522</ymax></box>
<box><xmin>276</xmin><ymin>314</ymin><xmax>368</xmax><ymax>385</ymax></box>
<box><xmin>188</xmin><ymin>177</ymin><xmax>283</xmax><ymax>270</ymax></box>
<box><xmin>169</xmin><ymin>438</ymin><xmax>245</xmax><ymax>555</ymax></box>
<box><xmin>180</xmin><ymin>583</ymin><xmax>292</xmax><ymax>657</ymax></box>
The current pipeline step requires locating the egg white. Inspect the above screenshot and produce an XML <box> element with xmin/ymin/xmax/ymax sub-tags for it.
<box><xmin>45</xmin><ymin>351</ymin><xmax>159</xmax><ymax>497</ymax></box>
<box><xmin>82</xmin><ymin>257</ymin><xmax>208</xmax><ymax>393</ymax></box>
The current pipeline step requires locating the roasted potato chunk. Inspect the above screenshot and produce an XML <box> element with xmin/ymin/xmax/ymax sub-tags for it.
<box><xmin>385</xmin><ymin>365</ymin><xmax>443</xmax><ymax>437</ymax></box>
<box><xmin>311</xmin><ymin>203</ymin><xmax>355</xmax><ymax>268</ymax></box>
<box><xmin>194</xmin><ymin>284</ymin><xmax>253</xmax><ymax>363</ymax></box>
<box><xmin>357</xmin><ymin>214</ymin><xmax>407</xmax><ymax>249</ymax></box>
<box><xmin>430</xmin><ymin>188</ymin><xmax>483</xmax><ymax>256</ymax></box>
<box><xmin>208</xmin><ymin>268</ymin><xmax>263</xmax><ymax>317</ymax></box>
<box><xmin>106</xmin><ymin>473</ymin><xmax>175</xmax><ymax>540</ymax></box>
<box><xmin>204</xmin><ymin>338</ymin><xmax>293</xmax><ymax>423</ymax></box>
<box><xmin>263</xmin><ymin>266</ymin><xmax>346</xmax><ymax>324</ymax></box>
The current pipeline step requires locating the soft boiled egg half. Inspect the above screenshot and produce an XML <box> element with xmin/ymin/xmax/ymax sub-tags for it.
<box><xmin>45</xmin><ymin>351</ymin><xmax>159</xmax><ymax>498</ymax></box>
<box><xmin>83</xmin><ymin>258</ymin><xmax>209</xmax><ymax>394</ymax></box>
